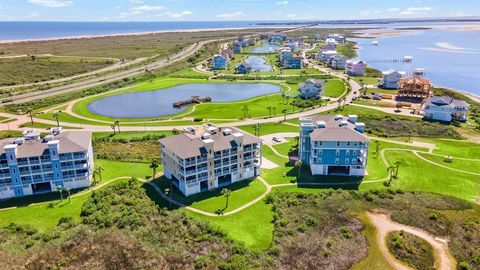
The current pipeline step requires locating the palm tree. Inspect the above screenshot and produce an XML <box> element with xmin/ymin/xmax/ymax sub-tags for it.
<box><xmin>281</xmin><ymin>92</ymin><xmax>287</xmax><ymax>104</ymax></box>
<box><xmin>55</xmin><ymin>185</ymin><xmax>63</xmax><ymax>201</ymax></box>
<box><xmin>221</xmin><ymin>188</ymin><xmax>231</xmax><ymax>209</ymax></box>
<box><xmin>53</xmin><ymin>111</ymin><xmax>60</xmax><ymax>127</ymax></box>
<box><xmin>272</xmin><ymin>107</ymin><xmax>277</xmax><ymax>116</ymax></box>
<box><xmin>66</xmin><ymin>188</ymin><xmax>71</xmax><ymax>203</ymax></box>
<box><xmin>114</xmin><ymin>121</ymin><xmax>121</xmax><ymax>133</ymax></box>
<box><xmin>394</xmin><ymin>161</ymin><xmax>401</xmax><ymax>178</ymax></box>
<box><xmin>26</xmin><ymin>108</ymin><xmax>34</xmax><ymax>125</ymax></box>
<box><xmin>386</xmin><ymin>166</ymin><xmax>394</xmax><ymax>186</ymax></box>
<box><xmin>290</xmin><ymin>102</ymin><xmax>295</xmax><ymax>113</ymax></box>
<box><xmin>150</xmin><ymin>159</ymin><xmax>159</xmax><ymax>180</ymax></box>
<box><xmin>337</xmin><ymin>99</ymin><xmax>342</xmax><ymax>111</ymax></box>
<box><xmin>342</xmin><ymin>97</ymin><xmax>347</xmax><ymax>109</ymax></box>
<box><xmin>241</xmin><ymin>105</ymin><xmax>250</xmax><ymax>119</ymax></box>
<box><xmin>295</xmin><ymin>160</ymin><xmax>303</xmax><ymax>180</ymax></box>
<box><xmin>281</xmin><ymin>109</ymin><xmax>288</xmax><ymax>121</ymax></box>
<box><xmin>374</xmin><ymin>140</ymin><xmax>381</xmax><ymax>158</ymax></box>
<box><xmin>111</xmin><ymin>124</ymin><xmax>116</xmax><ymax>135</ymax></box>
<box><xmin>93</xmin><ymin>166</ymin><xmax>104</xmax><ymax>185</ymax></box>
<box><xmin>285</xmin><ymin>95</ymin><xmax>291</xmax><ymax>106</ymax></box>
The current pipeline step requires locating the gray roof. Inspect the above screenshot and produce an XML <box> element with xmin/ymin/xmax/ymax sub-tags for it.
<box><xmin>159</xmin><ymin>128</ymin><xmax>262</xmax><ymax>159</ymax></box>
<box><xmin>0</xmin><ymin>131</ymin><xmax>92</xmax><ymax>158</ymax></box>
<box><xmin>305</xmin><ymin>115</ymin><xmax>370</xmax><ymax>142</ymax></box>
<box><xmin>426</xmin><ymin>95</ymin><xmax>470</xmax><ymax>108</ymax></box>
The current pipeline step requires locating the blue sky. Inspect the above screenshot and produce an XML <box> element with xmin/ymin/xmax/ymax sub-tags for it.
<box><xmin>0</xmin><ymin>0</ymin><xmax>478</xmax><ymax>21</ymax></box>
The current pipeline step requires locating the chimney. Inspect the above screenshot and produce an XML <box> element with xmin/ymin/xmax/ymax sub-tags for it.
<box><xmin>47</xmin><ymin>140</ymin><xmax>60</xmax><ymax>159</ymax></box>
<box><xmin>4</xmin><ymin>144</ymin><xmax>18</xmax><ymax>165</ymax></box>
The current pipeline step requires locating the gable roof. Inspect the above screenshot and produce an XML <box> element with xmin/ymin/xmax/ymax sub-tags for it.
<box><xmin>426</xmin><ymin>95</ymin><xmax>470</xmax><ymax>108</ymax></box>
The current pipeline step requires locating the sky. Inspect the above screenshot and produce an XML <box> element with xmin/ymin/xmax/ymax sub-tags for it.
<box><xmin>0</xmin><ymin>0</ymin><xmax>478</xmax><ymax>21</ymax></box>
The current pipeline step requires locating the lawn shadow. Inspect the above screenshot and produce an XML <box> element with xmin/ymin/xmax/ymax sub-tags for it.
<box><xmin>0</xmin><ymin>187</ymin><xmax>88</xmax><ymax>209</ymax></box>
<box><xmin>286</xmin><ymin>165</ymin><xmax>363</xmax><ymax>190</ymax></box>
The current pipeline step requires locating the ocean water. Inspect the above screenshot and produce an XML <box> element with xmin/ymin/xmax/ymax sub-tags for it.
<box><xmin>350</xmin><ymin>25</ymin><xmax>480</xmax><ymax>95</ymax></box>
<box><xmin>0</xmin><ymin>21</ymin><xmax>288</xmax><ymax>42</ymax></box>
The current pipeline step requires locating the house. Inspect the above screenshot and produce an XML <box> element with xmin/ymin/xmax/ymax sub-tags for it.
<box><xmin>285</xmin><ymin>42</ymin><xmax>298</xmax><ymax>52</ymax></box>
<box><xmin>299</xmin><ymin>115</ymin><xmax>369</xmax><ymax>176</ymax></box>
<box><xmin>299</xmin><ymin>79</ymin><xmax>324</xmax><ymax>99</ymax></box>
<box><xmin>278</xmin><ymin>47</ymin><xmax>293</xmax><ymax>62</ymax></box>
<box><xmin>345</xmin><ymin>59</ymin><xmax>367</xmax><ymax>76</ymax></box>
<box><xmin>0</xmin><ymin>129</ymin><xmax>94</xmax><ymax>200</ymax></box>
<box><xmin>325</xmin><ymin>38</ymin><xmax>338</xmax><ymax>47</ymax></box>
<box><xmin>247</xmin><ymin>38</ymin><xmax>256</xmax><ymax>46</ymax></box>
<box><xmin>283</xmin><ymin>56</ymin><xmax>303</xmax><ymax>69</ymax></box>
<box><xmin>211</xmin><ymin>54</ymin><xmax>228</xmax><ymax>70</ymax></box>
<box><xmin>232</xmin><ymin>42</ymin><xmax>242</xmax><ymax>54</ymax></box>
<box><xmin>397</xmin><ymin>75</ymin><xmax>432</xmax><ymax>100</ymax></box>
<box><xmin>269</xmin><ymin>33</ymin><xmax>287</xmax><ymax>43</ymax></box>
<box><xmin>329</xmin><ymin>55</ymin><xmax>348</xmax><ymax>70</ymax></box>
<box><xmin>326</xmin><ymin>34</ymin><xmax>346</xmax><ymax>44</ymax></box>
<box><xmin>316</xmin><ymin>50</ymin><xmax>337</xmax><ymax>62</ymax></box>
<box><xmin>159</xmin><ymin>125</ymin><xmax>262</xmax><ymax>196</ymax></box>
<box><xmin>378</xmin><ymin>69</ymin><xmax>405</xmax><ymax>89</ymax></box>
<box><xmin>235</xmin><ymin>63</ymin><xmax>252</xmax><ymax>74</ymax></box>
<box><xmin>321</xmin><ymin>43</ymin><xmax>336</xmax><ymax>51</ymax></box>
<box><xmin>240</xmin><ymin>40</ymin><xmax>250</xmax><ymax>48</ymax></box>
<box><xmin>260</xmin><ymin>33</ymin><xmax>270</xmax><ymax>40</ymax></box>
<box><xmin>221</xmin><ymin>49</ymin><xmax>233</xmax><ymax>60</ymax></box>
<box><xmin>314</xmin><ymin>34</ymin><xmax>322</xmax><ymax>41</ymax></box>
<box><xmin>423</xmin><ymin>96</ymin><xmax>470</xmax><ymax>122</ymax></box>
<box><xmin>237</xmin><ymin>36</ymin><xmax>245</xmax><ymax>42</ymax></box>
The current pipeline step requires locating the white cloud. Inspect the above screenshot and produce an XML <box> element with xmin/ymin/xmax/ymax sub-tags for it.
<box><xmin>216</xmin><ymin>11</ymin><xmax>243</xmax><ymax>18</ymax></box>
<box><xmin>276</xmin><ymin>1</ymin><xmax>288</xmax><ymax>5</ymax></box>
<box><xmin>132</xmin><ymin>5</ymin><xmax>166</xmax><ymax>11</ymax></box>
<box><xmin>398</xmin><ymin>6</ymin><xmax>432</xmax><ymax>15</ymax></box>
<box><xmin>387</xmin><ymin>8</ymin><xmax>400</xmax><ymax>12</ymax></box>
<box><xmin>28</xmin><ymin>0</ymin><xmax>73</xmax><ymax>8</ymax></box>
<box><xmin>165</xmin><ymin>10</ymin><xmax>193</xmax><ymax>18</ymax></box>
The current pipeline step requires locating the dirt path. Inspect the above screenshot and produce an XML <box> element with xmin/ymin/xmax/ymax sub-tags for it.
<box><xmin>367</xmin><ymin>212</ymin><xmax>455</xmax><ymax>270</ymax></box>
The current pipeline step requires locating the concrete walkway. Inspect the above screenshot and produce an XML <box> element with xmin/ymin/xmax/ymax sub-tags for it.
<box><xmin>367</xmin><ymin>212</ymin><xmax>455</xmax><ymax>270</ymax></box>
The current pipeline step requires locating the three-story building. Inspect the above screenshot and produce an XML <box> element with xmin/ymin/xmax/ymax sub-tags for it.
<box><xmin>299</xmin><ymin>115</ymin><xmax>369</xmax><ymax>176</ymax></box>
<box><xmin>160</xmin><ymin>126</ymin><xmax>262</xmax><ymax>196</ymax></box>
<box><xmin>0</xmin><ymin>129</ymin><xmax>93</xmax><ymax>200</ymax></box>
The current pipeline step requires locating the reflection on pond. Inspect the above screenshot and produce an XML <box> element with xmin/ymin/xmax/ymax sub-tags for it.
<box><xmin>249</xmin><ymin>43</ymin><xmax>281</xmax><ymax>53</ymax></box>
<box><xmin>88</xmin><ymin>83</ymin><xmax>282</xmax><ymax>118</ymax></box>
<box><xmin>244</xmin><ymin>56</ymin><xmax>273</xmax><ymax>72</ymax></box>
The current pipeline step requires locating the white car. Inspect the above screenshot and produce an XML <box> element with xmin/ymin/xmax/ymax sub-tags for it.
<box><xmin>272</xmin><ymin>137</ymin><xmax>281</xmax><ymax>143</ymax></box>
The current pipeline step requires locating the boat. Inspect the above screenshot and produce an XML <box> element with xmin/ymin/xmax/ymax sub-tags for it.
<box><xmin>403</xmin><ymin>56</ymin><xmax>413</xmax><ymax>62</ymax></box>
<box><xmin>372</xmin><ymin>41</ymin><xmax>379</xmax><ymax>46</ymax></box>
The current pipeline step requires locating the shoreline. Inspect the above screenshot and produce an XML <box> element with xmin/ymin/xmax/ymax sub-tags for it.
<box><xmin>0</xmin><ymin>26</ymin><xmax>289</xmax><ymax>44</ymax></box>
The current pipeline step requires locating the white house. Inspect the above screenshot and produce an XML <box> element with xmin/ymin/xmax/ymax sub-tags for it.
<box><xmin>329</xmin><ymin>55</ymin><xmax>348</xmax><ymax>70</ymax></box>
<box><xmin>345</xmin><ymin>60</ymin><xmax>367</xmax><ymax>76</ymax></box>
<box><xmin>423</xmin><ymin>96</ymin><xmax>470</xmax><ymax>122</ymax></box>
<box><xmin>378</xmin><ymin>69</ymin><xmax>405</xmax><ymax>89</ymax></box>
<box><xmin>316</xmin><ymin>50</ymin><xmax>337</xmax><ymax>62</ymax></box>
<box><xmin>299</xmin><ymin>79</ymin><xmax>324</xmax><ymax>99</ymax></box>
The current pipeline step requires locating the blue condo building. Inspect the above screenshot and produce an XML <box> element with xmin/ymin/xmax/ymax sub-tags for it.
<box><xmin>299</xmin><ymin>115</ymin><xmax>370</xmax><ymax>176</ymax></box>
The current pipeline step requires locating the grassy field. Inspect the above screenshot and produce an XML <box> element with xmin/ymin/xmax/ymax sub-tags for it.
<box><xmin>237</xmin><ymin>122</ymin><xmax>299</xmax><ymax>136</ymax></box>
<box><xmin>19</xmin><ymin>121</ymin><xmax>80</xmax><ymax>129</ymax></box>
<box><xmin>352</xmin><ymin>76</ymin><xmax>381</xmax><ymax>85</ymax></box>
<box><xmin>0</xmin><ymin>56</ymin><xmax>115</xmax><ymax>86</ymax></box>
<box><xmin>0</xmin><ymin>160</ymin><xmax>151</xmax><ymax>231</ymax></box>
<box><xmin>323</xmin><ymin>79</ymin><xmax>347</xmax><ymax>97</ymax></box>
<box><xmin>386</xmin><ymin>231</ymin><xmax>435</xmax><ymax>270</ymax></box>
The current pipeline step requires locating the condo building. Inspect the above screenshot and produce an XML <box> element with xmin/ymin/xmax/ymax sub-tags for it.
<box><xmin>0</xmin><ymin>129</ymin><xmax>94</xmax><ymax>200</ymax></box>
<box><xmin>160</xmin><ymin>126</ymin><xmax>262</xmax><ymax>196</ymax></box>
<box><xmin>299</xmin><ymin>115</ymin><xmax>370</xmax><ymax>176</ymax></box>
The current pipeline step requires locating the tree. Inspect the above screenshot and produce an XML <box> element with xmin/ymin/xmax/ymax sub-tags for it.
<box><xmin>285</xmin><ymin>95</ymin><xmax>291</xmax><ymax>106</ymax></box>
<box><xmin>241</xmin><ymin>105</ymin><xmax>250</xmax><ymax>119</ymax></box>
<box><xmin>252</xmin><ymin>123</ymin><xmax>261</xmax><ymax>137</ymax></box>
<box><xmin>273</xmin><ymin>107</ymin><xmax>277</xmax><ymax>116</ymax></box>
<box><xmin>386</xmin><ymin>166</ymin><xmax>394</xmax><ymax>186</ymax></box>
<box><xmin>267</xmin><ymin>106</ymin><xmax>272</xmax><ymax>118</ymax></box>
<box><xmin>395</xmin><ymin>102</ymin><xmax>402</xmax><ymax>112</ymax></box>
<box><xmin>66</xmin><ymin>188</ymin><xmax>71</xmax><ymax>203</ymax></box>
<box><xmin>374</xmin><ymin>140</ymin><xmax>381</xmax><ymax>158</ymax></box>
<box><xmin>53</xmin><ymin>111</ymin><xmax>61</xmax><ymax>128</ymax></box>
<box><xmin>281</xmin><ymin>92</ymin><xmax>287</xmax><ymax>104</ymax></box>
<box><xmin>111</xmin><ymin>124</ymin><xmax>116</xmax><ymax>135</ymax></box>
<box><xmin>150</xmin><ymin>159</ymin><xmax>159</xmax><ymax>181</ymax></box>
<box><xmin>281</xmin><ymin>109</ymin><xmax>288</xmax><ymax>121</ymax></box>
<box><xmin>221</xmin><ymin>188</ymin><xmax>231</xmax><ymax>209</ymax></box>
<box><xmin>55</xmin><ymin>185</ymin><xmax>63</xmax><ymax>201</ymax></box>
<box><xmin>114</xmin><ymin>120</ymin><xmax>121</xmax><ymax>133</ymax></box>
<box><xmin>394</xmin><ymin>161</ymin><xmax>401</xmax><ymax>178</ymax></box>
<box><xmin>342</xmin><ymin>97</ymin><xmax>347</xmax><ymax>109</ymax></box>
<box><xmin>295</xmin><ymin>160</ymin><xmax>303</xmax><ymax>180</ymax></box>
<box><xmin>26</xmin><ymin>108</ymin><xmax>34</xmax><ymax>125</ymax></box>
<box><xmin>92</xmin><ymin>166</ymin><xmax>104</xmax><ymax>185</ymax></box>
<box><xmin>290</xmin><ymin>102</ymin><xmax>295</xmax><ymax>113</ymax></box>
<box><xmin>337</xmin><ymin>99</ymin><xmax>342</xmax><ymax>111</ymax></box>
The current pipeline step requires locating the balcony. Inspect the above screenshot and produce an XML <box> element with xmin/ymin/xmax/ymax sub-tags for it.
<box><xmin>185</xmin><ymin>160</ymin><xmax>196</xmax><ymax>166</ymax></box>
<box><xmin>197</xmin><ymin>166</ymin><xmax>208</xmax><ymax>173</ymax></box>
<box><xmin>185</xmin><ymin>169</ymin><xmax>197</xmax><ymax>176</ymax></box>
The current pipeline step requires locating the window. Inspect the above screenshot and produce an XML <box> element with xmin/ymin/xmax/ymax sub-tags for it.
<box><xmin>336</xmin><ymin>141</ymin><xmax>340</xmax><ymax>146</ymax></box>
<box><xmin>346</xmin><ymin>150</ymin><xmax>350</xmax><ymax>156</ymax></box>
<box><xmin>319</xmin><ymin>141</ymin><xmax>323</xmax><ymax>146</ymax></box>
<box><xmin>352</xmin><ymin>159</ymin><xmax>357</xmax><ymax>164</ymax></box>
<box><xmin>335</xmin><ymin>158</ymin><xmax>339</xmax><ymax>165</ymax></box>
<box><xmin>319</xmin><ymin>150</ymin><xmax>323</xmax><ymax>155</ymax></box>
<box><xmin>336</xmin><ymin>149</ymin><xmax>340</xmax><ymax>156</ymax></box>
<box><xmin>347</xmin><ymin>142</ymin><xmax>350</xmax><ymax>146</ymax></box>
<box><xmin>345</xmin><ymin>159</ymin><xmax>349</xmax><ymax>164</ymax></box>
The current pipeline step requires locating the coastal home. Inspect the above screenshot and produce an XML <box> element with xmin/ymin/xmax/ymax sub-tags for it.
<box><xmin>232</xmin><ymin>42</ymin><xmax>242</xmax><ymax>54</ymax></box>
<box><xmin>221</xmin><ymin>49</ymin><xmax>233</xmax><ymax>60</ymax></box>
<box><xmin>0</xmin><ymin>129</ymin><xmax>94</xmax><ymax>200</ymax></box>
<box><xmin>321</xmin><ymin>43</ymin><xmax>336</xmax><ymax>51</ymax></box>
<box><xmin>326</xmin><ymin>34</ymin><xmax>346</xmax><ymax>44</ymax></box>
<box><xmin>235</xmin><ymin>63</ymin><xmax>252</xmax><ymax>74</ymax></box>
<box><xmin>299</xmin><ymin>115</ymin><xmax>369</xmax><ymax>176</ymax></box>
<box><xmin>423</xmin><ymin>96</ymin><xmax>470</xmax><ymax>122</ymax></box>
<box><xmin>316</xmin><ymin>50</ymin><xmax>337</xmax><ymax>62</ymax></box>
<box><xmin>283</xmin><ymin>56</ymin><xmax>303</xmax><ymax>69</ymax></box>
<box><xmin>345</xmin><ymin>59</ymin><xmax>367</xmax><ymax>76</ymax></box>
<box><xmin>237</xmin><ymin>36</ymin><xmax>245</xmax><ymax>42</ymax></box>
<box><xmin>278</xmin><ymin>47</ymin><xmax>293</xmax><ymax>62</ymax></box>
<box><xmin>248</xmin><ymin>38</ymin><xmax>256</xmax><ymax>46</ymax></box>
<box><xmin>260</xmin><ymin>33</ymin><xmax>270</xmax><ymax>40</ymax></box>
<box><xmin>211</xmin><ymin>54</ymin><xmax>228</xmax><ymax>70</ymax></box>
<box><xmin>159</xmin><ymin>125</ymin><xmax>262</xmax><ymax>196</ymax></box>
<box><xmin>240</xmin><ymin>40</ymin><xmax>250</xmax><ymax>48</ymax></box>
<box><xmin>378</xmin><ymin>69</ymin><xmax>405</xmax><ymax>89</ymax></box>
<box><xmin>299</xmin><ymin>79</ymin><xmax>324</xmax><ymax>99</ymax></box>
<box><xmin>329</xmin><ymin>55</ymin><xmax>348</xmax><ymax>70</ymax></box>
<box><xmin>397</xmin><ymin>75</ymin><xmax>432</xmax><ymax>100</ymax></box>
<box><xmin>269</xmin><ymin>33</ymin><xmax>287</xmax><ymax>43</ymax></box>
<box><xmin>285</xmin><ymin>42</ymin><xmax>298</xmax><ymax>52</ymax></box>
<box><xmin>314</xmin><ymin>34</ymin><xmax>322</xmax><ymax>41</ymax></box>
<box><xmin>325</xmin><ymin>38</ymin><xmax>338</xmax><ymax>47</ymax></box>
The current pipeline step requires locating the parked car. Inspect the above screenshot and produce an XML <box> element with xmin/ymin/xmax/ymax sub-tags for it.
<box><xmin>272</xmin><ymin>137</ymin><xmax>281</xmax><ymax>143</ymax></box>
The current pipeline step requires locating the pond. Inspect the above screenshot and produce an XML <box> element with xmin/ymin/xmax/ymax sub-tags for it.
<box><xmin>244</xmin><ymin>56</ymin><xmax>273</xmax><ymax>72</ymax></box>
<box><xmin>87</xmin><ymin>83</ymin><xmax>282</xmax><ymax>118</ymax></box>
<box><xmin>249</xmin><ymin>43</ymin><xmax>281</xmax><ymax>53</ymax></box>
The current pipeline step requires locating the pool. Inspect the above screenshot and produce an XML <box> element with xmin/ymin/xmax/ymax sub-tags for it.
<box><xmin>250</xmin><ymin>43</ymin><xmax>281</xmax><ymax>54</ymax></box>
<box><xmin>87</xmin><ymin>83</ymin><xmax>282</xmax><ymax>118</ymax></box>
<box><xmin>244</xmin><ymin>56</ymin><xmax>273</xmax><ymax>72</ymax></box>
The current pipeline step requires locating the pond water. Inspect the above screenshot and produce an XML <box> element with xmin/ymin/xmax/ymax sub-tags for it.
<box><xmin>244</xmin><ymin>55</ymin><xmax>273</xmax><ymax>72</ymax></box>
<box><xmin>351</xmin><ymin>24</ymin><xmax>480</xmax><ymax>95</ymax></box>
<box><xmin>250</xmin><ymin>43</ymin><xmax>281</xmax><ymax>53</ymax></box>
<box><xmin>87</xmin><ymin>83</ymin><xmax>281</xmax><ymax>118</ymax></box>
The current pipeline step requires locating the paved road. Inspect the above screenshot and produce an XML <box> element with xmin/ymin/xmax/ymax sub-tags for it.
<box><xmin>0</xmin><ymin>40</ymin><xmax>212</xmax><ymax>106</ymax></box>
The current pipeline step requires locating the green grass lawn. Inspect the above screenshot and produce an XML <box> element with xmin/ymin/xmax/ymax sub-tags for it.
<box><xmin>418</xmin><ymin>153</ymin><xmax>480</xmax><ymax>174</ymax></box>
<box><xmin>426</xmin><ymin>139</ymin><xmax>480</xmax><ymax>159</ymax></box>
<box><xmin>92</xmin><ymin>130</ymin><xmax>173</xmax><ymax>140</ymax></box>
<box><xmin>272</xmin><ymin>137</ymin><xmax>298</xmax><ymax>157</ymax></box>
<box><xmin>237</xmin><ymin>122</ymin><xmax>299</xmax><ymax>136</ymax></box>
<box><xmin>19</xmin><ymin>121</ymin><xmax>80</xmax><ymax>129</ymax></box>
<box><xmin>154</xmin><ymin>177</ymin><xmax>266</xmax><ymax>214</ymax></box>
<box><xmin>0</xmin><ymin>160</ymin><xmax>151</xmax><ymax>231</ymax></box>
<box><xmin>165</xmin><ymin>67</ymin><xmax>209</xmax><ymax>79</ymax></box>
<box><xmin>323</xmin><ymin>79</ymin><xmax>347</xmax><ymax>97</ymax></box>
<box><xmin>351</xmin><ymin>76</ymin><xmax>381</xmax><ymax>85</ymax></box>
